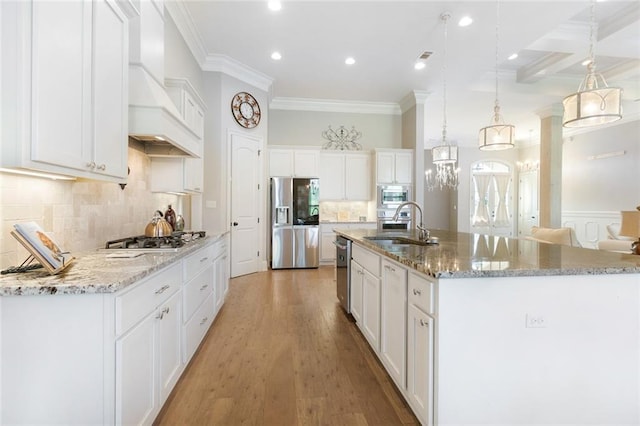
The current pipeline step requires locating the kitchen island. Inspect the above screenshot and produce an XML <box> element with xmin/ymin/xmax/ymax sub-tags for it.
<box><xmin>0</xmin><ymin>233</ymin><xmax>229</xmax><ymax>426</ymax></box>
<box><xmin>336</xmin><ymin>228</ymin><xmax>640</xmax><ymax>426</ymax></box>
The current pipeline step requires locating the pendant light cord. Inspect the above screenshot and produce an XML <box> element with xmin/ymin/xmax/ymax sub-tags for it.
<box><xmin>441</xmin><ymin>13</ymin><xmax>450</xmax><ymax>146</ymax></box>
<box><xmin>494</xmin><ymin>1</ymin><xmax>500</xmax><ymax>114</ymax></box>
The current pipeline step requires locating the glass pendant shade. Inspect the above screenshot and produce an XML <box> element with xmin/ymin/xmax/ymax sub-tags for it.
<box><xmin>562</xmin><ymin>82</ymin><xmax>623</xmax><ymax>128</ymax></box>
<box><xmin>479</xmin><ymin>111</ymin><xmax>515</xmax><ymax>151</ymax></box>
<box><xmin>562</xmin><ymin>0</ymin><xmax>623</xmax><ymax>128</ymax></box>
<box><xmin>432</xmin><ymin>145</ymin><xmax>457</xmax><ymax>164</ymax></box>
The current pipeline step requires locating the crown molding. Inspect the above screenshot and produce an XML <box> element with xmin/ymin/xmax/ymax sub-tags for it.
<box><xmin>399</xmin><ymin>90</ymin><xmax>430</xmax><ymax>113</ymax></box>
<box><xmin>202</xmin><ymin>54</ymin><xmax>273</xmax><ymax>92</ymax></box>
<box><xmin>164</xmin><ymin>0</ymin><xmax>207</xmax><ymax>65</ymax></box>
<box><xmin>269</xmin><ymin>97</ymin><xmax>401</xmax><ymax>115</ymax></box>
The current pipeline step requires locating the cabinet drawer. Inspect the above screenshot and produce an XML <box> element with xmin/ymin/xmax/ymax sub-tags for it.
<box><xmin>408</xmin><ymin>272</ymin><xmax>435</xmax><ymax>315</ymax></box>
<box><xmin>352</xmin><ymin>243</ymin><xmax>380</xmax><ymax>276</ymax></box>
<box><xmin>184</xmin><ymin>244</ymin><xmax>215</xmax><ymax>282</ymax></box>
<box><xmin>183</xmin><ymin>264</ymin><xmax>214</xmax><ymax>322</ymax></box>
<box><xmin>184</xmin><ymin>292</ymin><xmax>215</xmax><ymax>363</ymax></box>
<box><xmin>116</xmin><ymin>263</ymin><xmax>181</xmax><ymax>335</ymax></box>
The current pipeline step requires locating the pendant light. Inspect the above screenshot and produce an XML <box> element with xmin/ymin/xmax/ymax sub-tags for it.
<box><xmin>478</xmin><ymin>0</ymin><xmax>515</xmax><ymax>151</ymax></box>
<box><xmin>427</xmin><ymin>12</ymin><xmax>460</xmax><ymax>191</ymax></box>
<box><xmin>562</xmin><ymin>0</ymin><xmax>623</xmax><ymax>128</ymax></box>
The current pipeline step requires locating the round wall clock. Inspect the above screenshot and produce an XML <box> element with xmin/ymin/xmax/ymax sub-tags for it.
<box><xmin>231</xmin><ymin>92</ymin><xmax>261</xmax><ymax>128</ymax></box>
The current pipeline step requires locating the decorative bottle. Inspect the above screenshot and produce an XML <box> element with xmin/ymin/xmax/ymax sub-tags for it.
<box><xmin>164</xmin><ymin>204</ymin><xmax>176</xmax><ymax>231</ymax></box>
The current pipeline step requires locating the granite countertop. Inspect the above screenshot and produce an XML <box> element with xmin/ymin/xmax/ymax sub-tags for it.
<box><xmin>0</xmin><ymin>234</ymin><xmax>225</xmax><ymax>296</ymax></box>
<box><xmin>336</xmin><ymin>228</ymin><xmax>640</xmax><ymax>279</ymax></box>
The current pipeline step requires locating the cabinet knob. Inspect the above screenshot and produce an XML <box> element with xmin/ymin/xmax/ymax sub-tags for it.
<box><xmin>200</xmin><ymin>316</ymin><xmax>209</xmax><ymax>325</ymax></box>
<box><xmin>413</xmin><ymin>288</ymin><xmax>422</xmax><ymax>296</ymax></box>
<box><xmin>419</xmin><ymin>319</ymin><xmax>428</xmax><ymax>327</ymax></box>
<box><xmin>200</xmin><ymin>284</ymin><xmax>209</xmax><ymax>291</ymax></box>
<box><xmin>97</xmin><ymin>163</ymin><xmax>106</xmax><ymax>171</ymax></box>
<box><xmin>86</xmin><ymin>161</ymin><xmax>96</xmax><ymax>169</ymax></box>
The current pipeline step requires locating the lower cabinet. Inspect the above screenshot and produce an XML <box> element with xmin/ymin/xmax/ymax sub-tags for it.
<box><xmin>380</xmin><ymin>259</ymin><xmax>408</xmax><ymax>390</ymax></box>
<box><xmin>115</xmin><ymin>263</ymin><xmax>183</xmax><ymax>426</ymax></box>
<box><xmin>350</xmin><ymin>242</ymin><xmax>436</xmax><ymax>426</ymax></box>
<box><xmin>407</xmin><ymin>304</ymin><xmax>434</xmax><ymax>426</ymax></box>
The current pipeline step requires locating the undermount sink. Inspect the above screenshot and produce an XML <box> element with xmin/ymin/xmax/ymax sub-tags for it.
<box><xmin>363</xmin><ymin>235</ymin><xmax>438</xmax><ymax>246</ymax></box>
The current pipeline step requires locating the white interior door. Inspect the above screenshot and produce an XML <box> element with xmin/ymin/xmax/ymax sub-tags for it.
<box><xmin>229</xmin><ymin>132</ymin><xmax>261</xmax><ymax>277</ymax></box>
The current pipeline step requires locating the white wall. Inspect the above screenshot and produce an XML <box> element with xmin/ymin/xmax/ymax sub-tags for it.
<box><xmin>562</xmin><ymin>120</ymin><xmax>640</xmax><ymax>211</ymax></box>
<box><xmin>268</xmin><ymin>109</ymin><xmax>401</xmax><ymax>149</ymax></box>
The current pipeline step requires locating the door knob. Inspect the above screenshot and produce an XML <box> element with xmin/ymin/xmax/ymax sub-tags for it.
<box><xmin>232</xmin><ymin>222</ymin><xmax>239</xmax><ymax>226</ymax></box>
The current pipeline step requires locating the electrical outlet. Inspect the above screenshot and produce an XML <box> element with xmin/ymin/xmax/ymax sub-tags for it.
<box><xmin>525</xmin><ymin>314</ymin><xmax>547</xmax><ymax>328</ymax></box>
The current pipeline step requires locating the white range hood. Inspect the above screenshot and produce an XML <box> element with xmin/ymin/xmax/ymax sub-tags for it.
<box><xmin>128</xmin><ymin>65</ymin><xmax>200</xmax><ymax>157</ymax></box>
<box><xmin>126</xmin><ymin>0</ymin><xmax>201</xmax><ymax>158</ymax></box>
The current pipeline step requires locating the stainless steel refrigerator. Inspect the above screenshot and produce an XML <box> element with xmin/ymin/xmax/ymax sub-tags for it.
<box><xmin>271</xmin><ymin>177</ymin><xmax>320</xmax><ymax>269</ymax></box>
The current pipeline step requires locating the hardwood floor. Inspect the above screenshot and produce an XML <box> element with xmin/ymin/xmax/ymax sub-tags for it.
<box><xmin>155</xmin><ymin>266</ymin><xmax>419</xmax><ymax>426</ymax></box>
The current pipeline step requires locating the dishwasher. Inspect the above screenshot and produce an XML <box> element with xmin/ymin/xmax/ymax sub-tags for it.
<box><xmin>334</xmin><ymin>235</ymin><xmax>352</xmax><ymax>313</ymax></box>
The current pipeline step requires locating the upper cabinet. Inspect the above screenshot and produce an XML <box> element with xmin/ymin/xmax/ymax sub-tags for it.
<box><xmin>319</xmin><ymin>152</ymin><xmax>372</xmax><ymax>201</ymax></box>
<box><xmin>1</xmin><ymin>0</ymin><xmax>131</xmax><ymax>182</ymax></box>
<box><xmin>165</xmin><ymin>78</ymin><xmax>206</xmax><ymax>141</ymax></box>
<box><xmin>268</xmin><ymin>148</ymin><xmax>320</xmax><ymax>177</ymax></box>
<box><xmin>376</xmin><ymin>149</ymin><xmax>413</xmax><ymax>185</ymax></box>
<box><xmin>150</xmin><ymin>157</ymin><xmax>203</xmax><ymax>194</ymax></box>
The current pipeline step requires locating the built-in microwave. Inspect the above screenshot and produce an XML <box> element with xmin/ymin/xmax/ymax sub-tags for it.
<box><xmin>377</xmin><ymin>185</ymin><xmax>411</xmax><ymax>209</ymax></box>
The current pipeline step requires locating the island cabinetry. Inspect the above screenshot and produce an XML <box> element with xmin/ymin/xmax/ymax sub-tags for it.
<box><xmin>268</xmin><ymin>148</ymin><xmax>320</xmax><ymax>177</ymax></box>
<box><xmin>380</xmin><ymin>258</ymin><xmax>408</xmax><ymax>390</ymax></box>
<box><xmin>115</xmin><ymin>262</ymin><xmax>183</xmax><ymax>426</ymax></box>
<box><xmin>319</xmin><ymin>152</ymin><xmax>371</xmax><ymax>201</ymax></box>
<box><xmin>351</xmin><ymin>243</ymin><xmax>381</xmax><ymax>351</ymax></box>
<box><xmin>1</xmin><ymin>0</ymin><xmax>130</xmax><ymax>182</ymax></box>
<box><xmin>406</xmin><ymin>272</ymin><xmax>436</xmax><ymax>426</ymax></box>
<box><xmin>320</xmin><ymin>223</ymin><xmax>376</xmax><ymax>263</ymax></box>
<box><xmin>376</xmin><ymin>149</ymin><xmax>413</xmax><ymax>185</ymax></box>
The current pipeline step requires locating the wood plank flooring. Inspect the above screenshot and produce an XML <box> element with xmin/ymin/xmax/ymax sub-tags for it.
<box><xmin>154</xmin><ymin>266</ymin><xmax>419</xmax><ymax>426</ymax></box>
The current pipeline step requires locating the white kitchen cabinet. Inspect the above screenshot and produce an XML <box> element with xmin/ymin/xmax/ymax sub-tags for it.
<box><xmin>350</xmin><ymin>261</ymin><xmax>363</xmax><ymax>323</ymax></box>
<box><xmin>165</xmin><ymin>78</ymin><xmax>206</xmax><ymax>140</ymax></box>
<box><xmin>268</xmin><ymin>148</ymin><xmax>320</xmax><ymax>177</ymax></box>
<box><xmin>380</xmin><ymin>258</ymin><xmax>408</xmax><ymax>390</ymax></box>
<box><xmin>351</xmin><ymin>243</ymin><xmax>381</xmax><ymax>351</ymax></box>
<box><xmin>407</xmin><ymin>303</ymin><xmax>434</xmax><ymax>426</ymax></box>
<box><xmin>213</xmin><ymin>238</ymin><xmax>228</xmax><ymax>314</ymax></box>
<box><xmin>150</xmin><ymin>157</ymin><xmax>203</xmax><ymax>193</ymax></box>
<box><xmin>319</xmin><ymin>152</ymin><xmax>372</xmax><ymax>201</ymax></box>
<box><xmin>321</xmin><ymin>230</ymin><xmax>337</xmax><ymax>263</ymax></box>
<box><xmin>115</xmin><ymin>262</ymin><xmax>183</xmax><ymax>426</ymax></box>
<box><xmin>406</xmin><ymin>271</ymin><xmax>436</xmax><ymax>426</ymax></box>
<box><xmin>0</xmin><ymin>0</ymin><xmax>130</xmax><ymax>182</ymax></box>
<box><xmin>376</xmin><ymin>149</ymin><xmax>413</xmax><ymax>185</ymax></box>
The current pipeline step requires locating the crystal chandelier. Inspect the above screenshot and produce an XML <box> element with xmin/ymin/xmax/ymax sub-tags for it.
<box><xmin>427</xmin><ymin>12</ymin><xmax>459</xmax><ymax>191</ymax></box>
<box><xmin>479</xmin><ymin>0</ymin><xmax>515</xmax><ymax>150</ymax></box>
<box><xmin>562</xmin><ymin>0</ymin><xmax>623</xmax><ymax>128</ymax></box>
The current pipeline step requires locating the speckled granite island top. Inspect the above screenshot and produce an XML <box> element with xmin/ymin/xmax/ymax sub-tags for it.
<box><xmin>336</xmin><ymin>228</ymin><xmax>640</xmax><ymax>279</ymax></box>
<box><xmin>0</xmin><ymin>234</ymin><xmax>225</xmax><ymax>296</ymax></box>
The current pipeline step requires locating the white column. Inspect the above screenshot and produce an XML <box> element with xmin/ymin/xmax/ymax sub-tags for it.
<box><xmin>536</xmin><ymin>104</ymin><xmax>563</xmax><ymax>228</ymax></box>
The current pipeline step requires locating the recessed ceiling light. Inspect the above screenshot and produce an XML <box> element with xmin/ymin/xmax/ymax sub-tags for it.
<box><xmin>345</xmin><ymin>57</ymin><xmax>355</xmax><ymax>65</ymax></box>
<box><xmin>458</xmin><ymin>16</ymin><xmax>473</xmax><ymax>27</ymax></box>
<box><xmin>508</xmin><ymin>53</ymin><xmax>518</xmax><ymax>60</ymax></box>
<box><xmin>271</xmin><ymin>51</ymin><xmax>282</xmax><ymax>60</ymax></box>
<box><xmin>267</xmin><ymin>1</ymin><xmax>281</xmax><ymax>11</ymax></box>
<box><xmin>414</xmin><ymin>62</ymin><xmax>426</xmax><ymax>70</ymax></box>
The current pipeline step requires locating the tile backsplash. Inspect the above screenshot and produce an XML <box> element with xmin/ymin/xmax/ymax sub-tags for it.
<box><xmin>320</xmin><ymin>201</ymin><xmax>375</xmax><ymax>222</ymax></box>
<box><xmin>0</xmin><ymin>147</ymin><xmax>187</xmax><ymax>269</ymax></box>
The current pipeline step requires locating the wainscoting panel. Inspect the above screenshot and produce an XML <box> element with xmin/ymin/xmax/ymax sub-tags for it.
<box><xmin>561</xmin><ymin>211</ymin><xmax>621</xmax><ymax>249</ymax></box>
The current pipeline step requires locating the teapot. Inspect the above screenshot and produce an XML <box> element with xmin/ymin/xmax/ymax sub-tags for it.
<box><xmin>144</xmin><ymin>210</ymin><xmax>173</xmax><ymax>237</ymax></box>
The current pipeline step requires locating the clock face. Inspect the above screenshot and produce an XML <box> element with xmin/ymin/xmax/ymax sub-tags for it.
<box><xmin>231</xmin><ymin>92</ymin><xmax>261</xmax><ymax>128</ymax></box>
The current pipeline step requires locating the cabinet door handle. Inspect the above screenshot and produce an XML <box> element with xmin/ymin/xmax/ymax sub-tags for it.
<box><xmin>97</xmin><ymin>164</ymin><xmax>106</xmax><ymax>171</ymax></box>
<box><xmin>86</xmin><ymin>161</ymin><xmax>96</xmax><ymax>169</ymax></box>
<box><xmin>413</xmin><ymin>288</ymin><xmax>422</xmax><ymax>296</ymax></box>
<box><xmin>385</xmin><ymin>265</ymin><xmax>396</xmax><ymax>272</ymax></box>
<box><xmin>200</xmin><ymin>316</ymin><xmax>208</xmax><ymax>325</ymax></box>
<box><xmin>419</xmin><ymin>319</ymin><xmax>428</xmax><ymax>327</ymax></box>
<box><xmin>200</xmin><ymin>284</ymin><xmax>209</xmax><ymax>291</ymax></box>
<box><xmin>200</xmin><ymin>257</ymin><xmax>209</xmax><ymax>262</ymax></box>
<box><xmin>155</xmin><ymin>284</ymin><xmax>170</xmax><ymax>294</ymax></box>
<box><xmin>156</xmin><ymin>306</ymin><xmax>170</xmax><ymax>320</ymax></box>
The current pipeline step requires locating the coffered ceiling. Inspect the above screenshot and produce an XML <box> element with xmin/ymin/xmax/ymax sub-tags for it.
<box><xmin>171</xmin><ymin>0</ymin><xmax>640</xmax><ymax>147</ymax></box>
